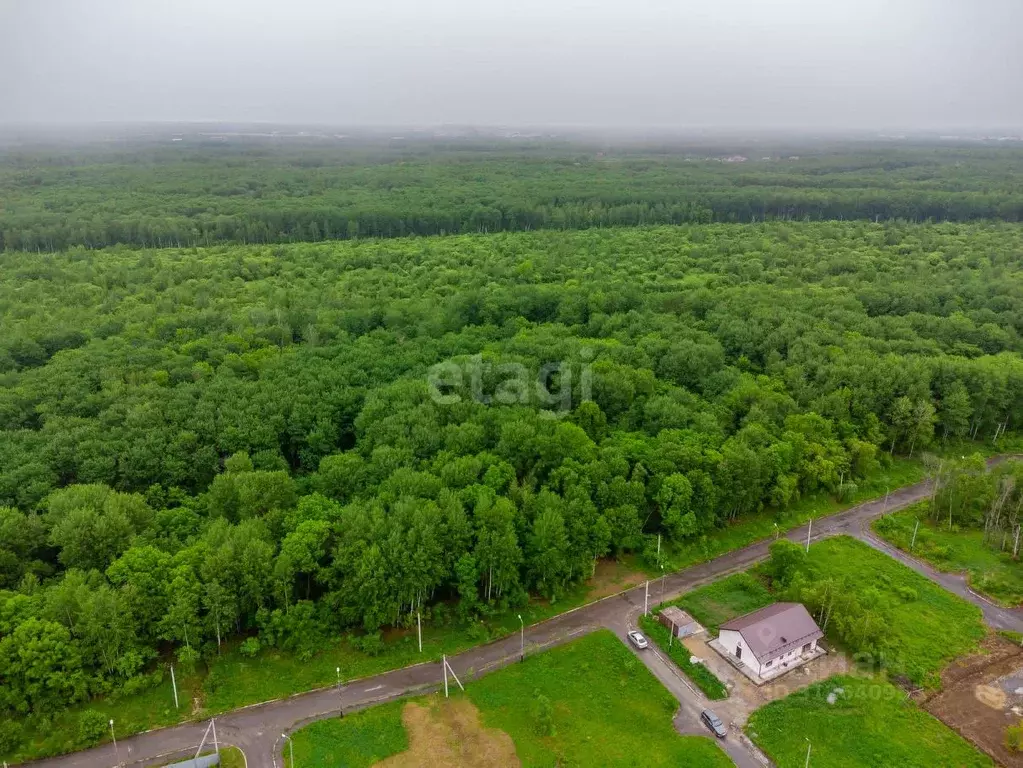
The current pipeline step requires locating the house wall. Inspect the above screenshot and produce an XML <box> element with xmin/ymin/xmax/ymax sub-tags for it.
<box><xmin>719</xmin><ymin>630</ymin><xmax>819</xmax><ymax>677</ymax></box>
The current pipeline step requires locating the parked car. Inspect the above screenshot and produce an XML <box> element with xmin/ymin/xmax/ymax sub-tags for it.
<box><xmin>627</xmin><ymin>630</ymin><xmax>648</xmax><ymax>649</ymax></box>
<box><xmin>701</xmin><ymin>709</ymin><xmax>727</xmax><ymax>738</ymax></box>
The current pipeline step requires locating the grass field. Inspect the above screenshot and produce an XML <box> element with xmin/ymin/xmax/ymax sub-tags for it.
<box><xmin>746</xmin><ymin>675</ymin><xmax>993</xmax><ymax>767</ymax></box>
<box><xmin>787</xmin><ymin>536</ymin><xmax>987</xmax><ymax>685</ymax></box>
<box><xmin>874</xmin><ymin>503</ymin><xmax>1023</xmax><ymax>607</ymax></box>
<box><xmin>638</xmin><ymin>614</ymin><xmax>728</xmax><ymax>699</ymax></box>
<box><xmin>671</xmin><ymin>572</ymin><xmax>775</xmax><ymax>634</ymax></box>
<box><xmin>288</xmin><ymin>630</ymin><xmax>732</xmax><ymax>767</ymax></box>
<box><xmin>288</xmin><ymin>702</ymin><xmax>408</xmax><ymax>768</ymax></box>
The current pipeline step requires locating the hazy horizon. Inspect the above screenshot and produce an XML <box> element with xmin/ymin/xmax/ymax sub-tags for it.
<box><xmin>3</xmin><ymin>0</ymin><xmax>1022</xmax><ymax>131</ymax></box>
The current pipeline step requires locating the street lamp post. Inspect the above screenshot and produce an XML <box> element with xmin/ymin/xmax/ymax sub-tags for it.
<box><xmin>518</xmin><ymin>614</ymin><xmax>524</xmax><ymax>661</ymax></box>
<box><xmin>660</xmin><ymin>565</ymin><xmax>666</xmax><ymax>604</ymax></box>
<box><xmin>109</xmin><ymin>719</ymin><xmax>120</xmax><ymax>767</ymax></box>
<box><xmin>283</xmin><ymin>734</ymin><xmax>295</xmax><ymax>768</ymax></box>
<box><xmin>336</xmin><ymin>666</ymin><xmax>344</xmax><ymax>717</ymax></box>
<box><xmin>804</xmin><ymin>738</ymin><xmax>811</xmax><ymax>768</ymax></box>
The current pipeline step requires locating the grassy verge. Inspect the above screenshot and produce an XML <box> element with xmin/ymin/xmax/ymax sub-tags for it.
<box><xmin>873</xmin><ymin>502</ymin><xmax>1023</xmax><ymax>607</ymax></box>
<box><xmin>669</xmin><ymin>572</ymin><xmax>775</xmax><ymax>634</ymax></box>
<box><xmin>638</xmin><ymin>614</ymin><xmax>728</xmax><ymax>699</ymax></box>
<box><xmin>288</xmin><ymin>701</ymin><xmax>407</xmax><ymax>768</ymax></box>
<box><xmin>746</xmin><ymin>675</ymin><xmax>992</xmax><ymax>767</ymax></box>
<box><xmin>637</xmin><ymin>455</ymin><xmax>928</xmax><ymax>576</ymax></box>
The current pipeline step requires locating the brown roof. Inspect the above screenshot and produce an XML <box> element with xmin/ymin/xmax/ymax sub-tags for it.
<box><xmin>719</xmin><ymin>603</ymin><xmax>823</xmax><ymax>663</ymax></box>
<box><xmin>660</xmin><ymin>606</ymin><xmax>696</xmax><ymax>626</ymax></box>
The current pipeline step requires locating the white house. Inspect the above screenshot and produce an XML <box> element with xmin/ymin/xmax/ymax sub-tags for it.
<box><xmin>716</xmin><ymin>603</ymin><xmax>823</xmax><ymax>680</ymax></box>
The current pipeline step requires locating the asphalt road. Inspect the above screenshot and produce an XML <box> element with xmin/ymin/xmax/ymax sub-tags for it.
<box><xmin>24</xmin><ymin>455</ymin><xmax>1023</xmax><ymax>768</ymax></box>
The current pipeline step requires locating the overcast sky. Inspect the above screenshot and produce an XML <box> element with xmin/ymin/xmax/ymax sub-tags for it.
<box><xmin>1</xmin><ymin>0</ymin><xmax>1021</xmax><ymax>130</ymax></box>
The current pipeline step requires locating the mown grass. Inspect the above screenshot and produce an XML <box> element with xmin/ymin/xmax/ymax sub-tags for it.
<box><xmin>288</xmin><ymin>630</ymin><xmax>732</xmax><ymax>767</ymax></box>
<box><xmin>465</xmin><ymin>630</ymin><xmax>731</xmax><ymax>767</ymax></box>
<box><xmin>772</xmin><ymin>536</ymin><xmax>987</xmax><ymax>686</ymax></box>
<box><xmin>638</xmin><ymin>614</ymin><xmax>728</xmax><ymax>700</ymax></box>
<box><xmin>746</xmin><ymin>675</ymin><xmax>992</xmax><ymax>768</ymax></box>
<box><xmin>288</xmin><ymin>701</ymin><xmax>407</xmax><ymax>768</ymax></box>
<box><xmin>671</xmin><ymin>572</ymin><xmax>775</xmax><ymax>634</ymax></box>
<box><xmin>874</xmin><ymin>502</ymin><xmax>1023</xmax><ymax>607</ymax></box>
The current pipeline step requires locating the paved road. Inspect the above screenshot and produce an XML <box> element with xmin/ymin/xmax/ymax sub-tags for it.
<box><xmin>24</xmin><ymin>455</ymin><xmax>1023</xmax><ymax>768</ymax></box>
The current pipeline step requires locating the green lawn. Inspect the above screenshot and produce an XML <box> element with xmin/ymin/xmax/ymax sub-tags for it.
<box><xmin>874</xmin><ymin>502</ymin><xmax>1023</xmax><ymax>607</ymax></box>
<box><xmin>288</xmin><ymin>702</ymin><xmax>407</xmax><ymax>768</ymax></box>
<box><xmin>671</xmin><ymin>572</ymin><xmax>775</xmax><ymax>634</ymax></box>
<box><xmin>465</xmin><ymin>630</ymin><xmax>730</xmax><ymax>767</ymax></box>
<box><xmin>746</xmin><ymin>675</ymin><xmax>992</xmax><ymax>768</ymax></box>
<box><xmin>774</xmin><ymin>536</ymin><xmax>987</xmax><ymax>686</ymax></box>
<box><xmin>288</xmin><ymin>630</ymin><xmax>732</xmax><ymax>768</ymax></box>
<box><xmin>638</xmin><ymin>614</ymin><xmax>728</xmax><ymax>699</ymax></box>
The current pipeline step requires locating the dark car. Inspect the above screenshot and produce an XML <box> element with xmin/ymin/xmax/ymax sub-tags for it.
<box><xmin>700</xmin><ymin>709</ymin><xmax>727</xmax><ymax>739</ymax></box>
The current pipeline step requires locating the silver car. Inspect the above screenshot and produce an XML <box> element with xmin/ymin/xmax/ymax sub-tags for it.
<box><xmin>701</xmin><ymin>709</ymin><xmax>727</xmax><ymax>739</ymax></box>
<box><xmin>627</xmin><ymin>630</ymin><xmax>648</xmax><ymax>649</ymax></box>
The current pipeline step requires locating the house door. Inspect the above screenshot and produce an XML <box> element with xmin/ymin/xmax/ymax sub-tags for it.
<box><xmin>735</xmin><ymin>645</ymin><xmax>742</xmax><ymax>660</ymax></box>
<box><xmin>802</xmin><ymin>643</ymin><xmax>812</xmax><ymax>653</ymax></box>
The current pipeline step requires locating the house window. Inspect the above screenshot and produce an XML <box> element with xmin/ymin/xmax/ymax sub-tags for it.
<box><xmin>803</xmin><ymin>643</ymin><xmax>812</xmax><ymax>653</ymax></box>
<box><xmin>765</xmin><ymin>660</ymin><xmax>773</xmax><ymax>668</ymax></box>
<box><xmin>735</xmin><ymin>645</ymin><xmax>742</xmax><ymax>660</ymax></box>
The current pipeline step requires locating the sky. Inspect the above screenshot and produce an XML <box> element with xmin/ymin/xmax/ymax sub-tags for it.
<box><xmin>1</xmin><ymin>0</ymin><xmax>1021</xmax><ymax>131</ymax></box>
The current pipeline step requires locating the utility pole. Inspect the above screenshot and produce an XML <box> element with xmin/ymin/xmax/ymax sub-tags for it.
<box><xmin>911</xmin><ymin>519</ymin><xmax>920</xmax><ymax>550</ymax></box>
<box><xmin>170</xmin><ymin>664</ymin><xmax>179</xmax><ymax>709</ymax></box>
<box><xmin>882</xmin><ymin>486</ymin><xmax>890</xmax><ymax>516</ymax></box>
<box><xmin>806</xmin><ymin>518</ymin><xmax>812</xmax><ymax>553</ymax></box>
<box><xmin>109</xmin><ymin>720</ymin><xmax>120</xmax><ymax>767</ymax></box>
<box><xmin>417</xmin><ymin>611</ymin><xmax>422</xmax><ymax>653</ymax></box>
<box><xmin>644</xmin><ymin>580</ymin><xmax>649</xmax><ymax>616</ymax></box>
<box><xmin>336</xmin><ymin>666</ymin><xmax>344</xmax><ymax>717</ymax></box>
<box><xmin>443</xmin><ymin>655</ymin><xmax>449</xmax><ymax>697</ymax></box>
<box><xmin>212</xmin><ymin>719</ymin><xmax>219</xmax><ymax>756</ymax></box>
<box><xmin>518</xmin><ymin>614</ymin><xmax>524</xmax><ymax>662</ymax></box>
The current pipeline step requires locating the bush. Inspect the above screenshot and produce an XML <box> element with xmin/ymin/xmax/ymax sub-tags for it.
<box><xmin>77</xmin><ymin>709</ymin><xmax>108</xmax><ymax>746</ymax></box>
<box><xmin>351</xmin><ymin>631</ymin><xmax>384</xmax><ymax>656</ymax></box>
<box><xmin>239</xmin><ymin>637</ymin><xmax>261</xmax><ymax>657</ymax></box>
<box><xmin>533</xmin><ymin>692</ymin><xmax>556</xmax><ymax>737</ymax></box>
<box><xmin>1006</xmin><ymin>721</ymin><xmax>1023</xmax><ymax>753</ymax></box>
<box><xmin>0</xmin><ymin>719</ymin><xmax>23</xmax><ymax>755</ymax></box>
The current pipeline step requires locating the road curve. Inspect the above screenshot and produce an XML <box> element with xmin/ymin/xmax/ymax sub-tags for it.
<box><xmin>21</xmin><ymin>454</ymin><xmax>1023</xmax><ymax>768</ymax></box>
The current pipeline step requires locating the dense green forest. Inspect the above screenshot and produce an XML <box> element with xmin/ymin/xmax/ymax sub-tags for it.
<box><xmin>4</xmin><ymin>140</ymin><xmax>1023</xmax><ymax>251</ymax></box>
<box><xmin>2</xmin><ymin>220</ymin><xmax>1023</xmax><ymax>740</ymax></box>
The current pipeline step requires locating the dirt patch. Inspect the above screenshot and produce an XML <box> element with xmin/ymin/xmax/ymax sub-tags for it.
<box><xmin>920</xmin><ymin>634</ymin><xmax>1023</xmax><ymax>767</ymax></box>
<box><xmin>584</xmin><ymin>558</ymin><xmax>646</xmax><ymax>600</ymax></box>
<box><xmin>376</xmin><ymin>697</ymin><xmax>520</xmax><ymax>767</ymax></box>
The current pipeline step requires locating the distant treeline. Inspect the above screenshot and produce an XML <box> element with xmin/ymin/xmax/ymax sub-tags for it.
<box><xmin>3</xmin><ymin>141</ymin><xmax>1023</xmax><ymax>251</ymax></box>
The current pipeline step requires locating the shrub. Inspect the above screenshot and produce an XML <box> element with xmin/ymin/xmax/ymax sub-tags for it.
<box><xmin>239</xmin><ymin>637</ymin><xmax>261</xmax><ymax>657</ymax></box>
<box><xmin>77</xmin><ymin>709</ymin><xmax>107</xmax><ymax>745</ymax></box>
<box><xmin>533</xmin><ymin>692</ymin><xmax>555</xmax><ymax>737</ymax></box>
<box><xmin>0</xmin><ymin>720</ymin><xmax>23</xmax><ymax>755</ymax></box>
<box><xmin>351</xmin><ymin>631</ymin><xmax>384</xmax><ymax>656</ymax></box>
<box><xmin>1006</xmin><ymin>721</ymin><xmax>1023</xmax><ymax>753</ymax></box>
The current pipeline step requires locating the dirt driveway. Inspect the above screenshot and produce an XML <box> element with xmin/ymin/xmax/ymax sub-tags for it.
<box><xmin>683</xmin><ymin>632</ymin><xmax>853</xmax><ymax>724</ymax></box>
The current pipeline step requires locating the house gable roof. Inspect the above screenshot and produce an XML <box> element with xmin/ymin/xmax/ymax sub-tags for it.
<box><xmin>719</xmin><ymin>602</ymin><xmax>823</xmax><ymax>663</ymax></box>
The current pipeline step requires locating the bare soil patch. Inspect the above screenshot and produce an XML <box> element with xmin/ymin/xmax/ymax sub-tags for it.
<box><xmin>920</xmin><ymin>634</ymin><xmax>1023</xmax><ymax>767</ymax></box>
<box><xmin>375</xmin><ymin>697</ymin><xmax>520</xmax><ymax>767</ymax></box>
<box><xmin>584</xmin><ymin>558</ymin><xmax>646</xmax><ymax>600</ymax></box>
